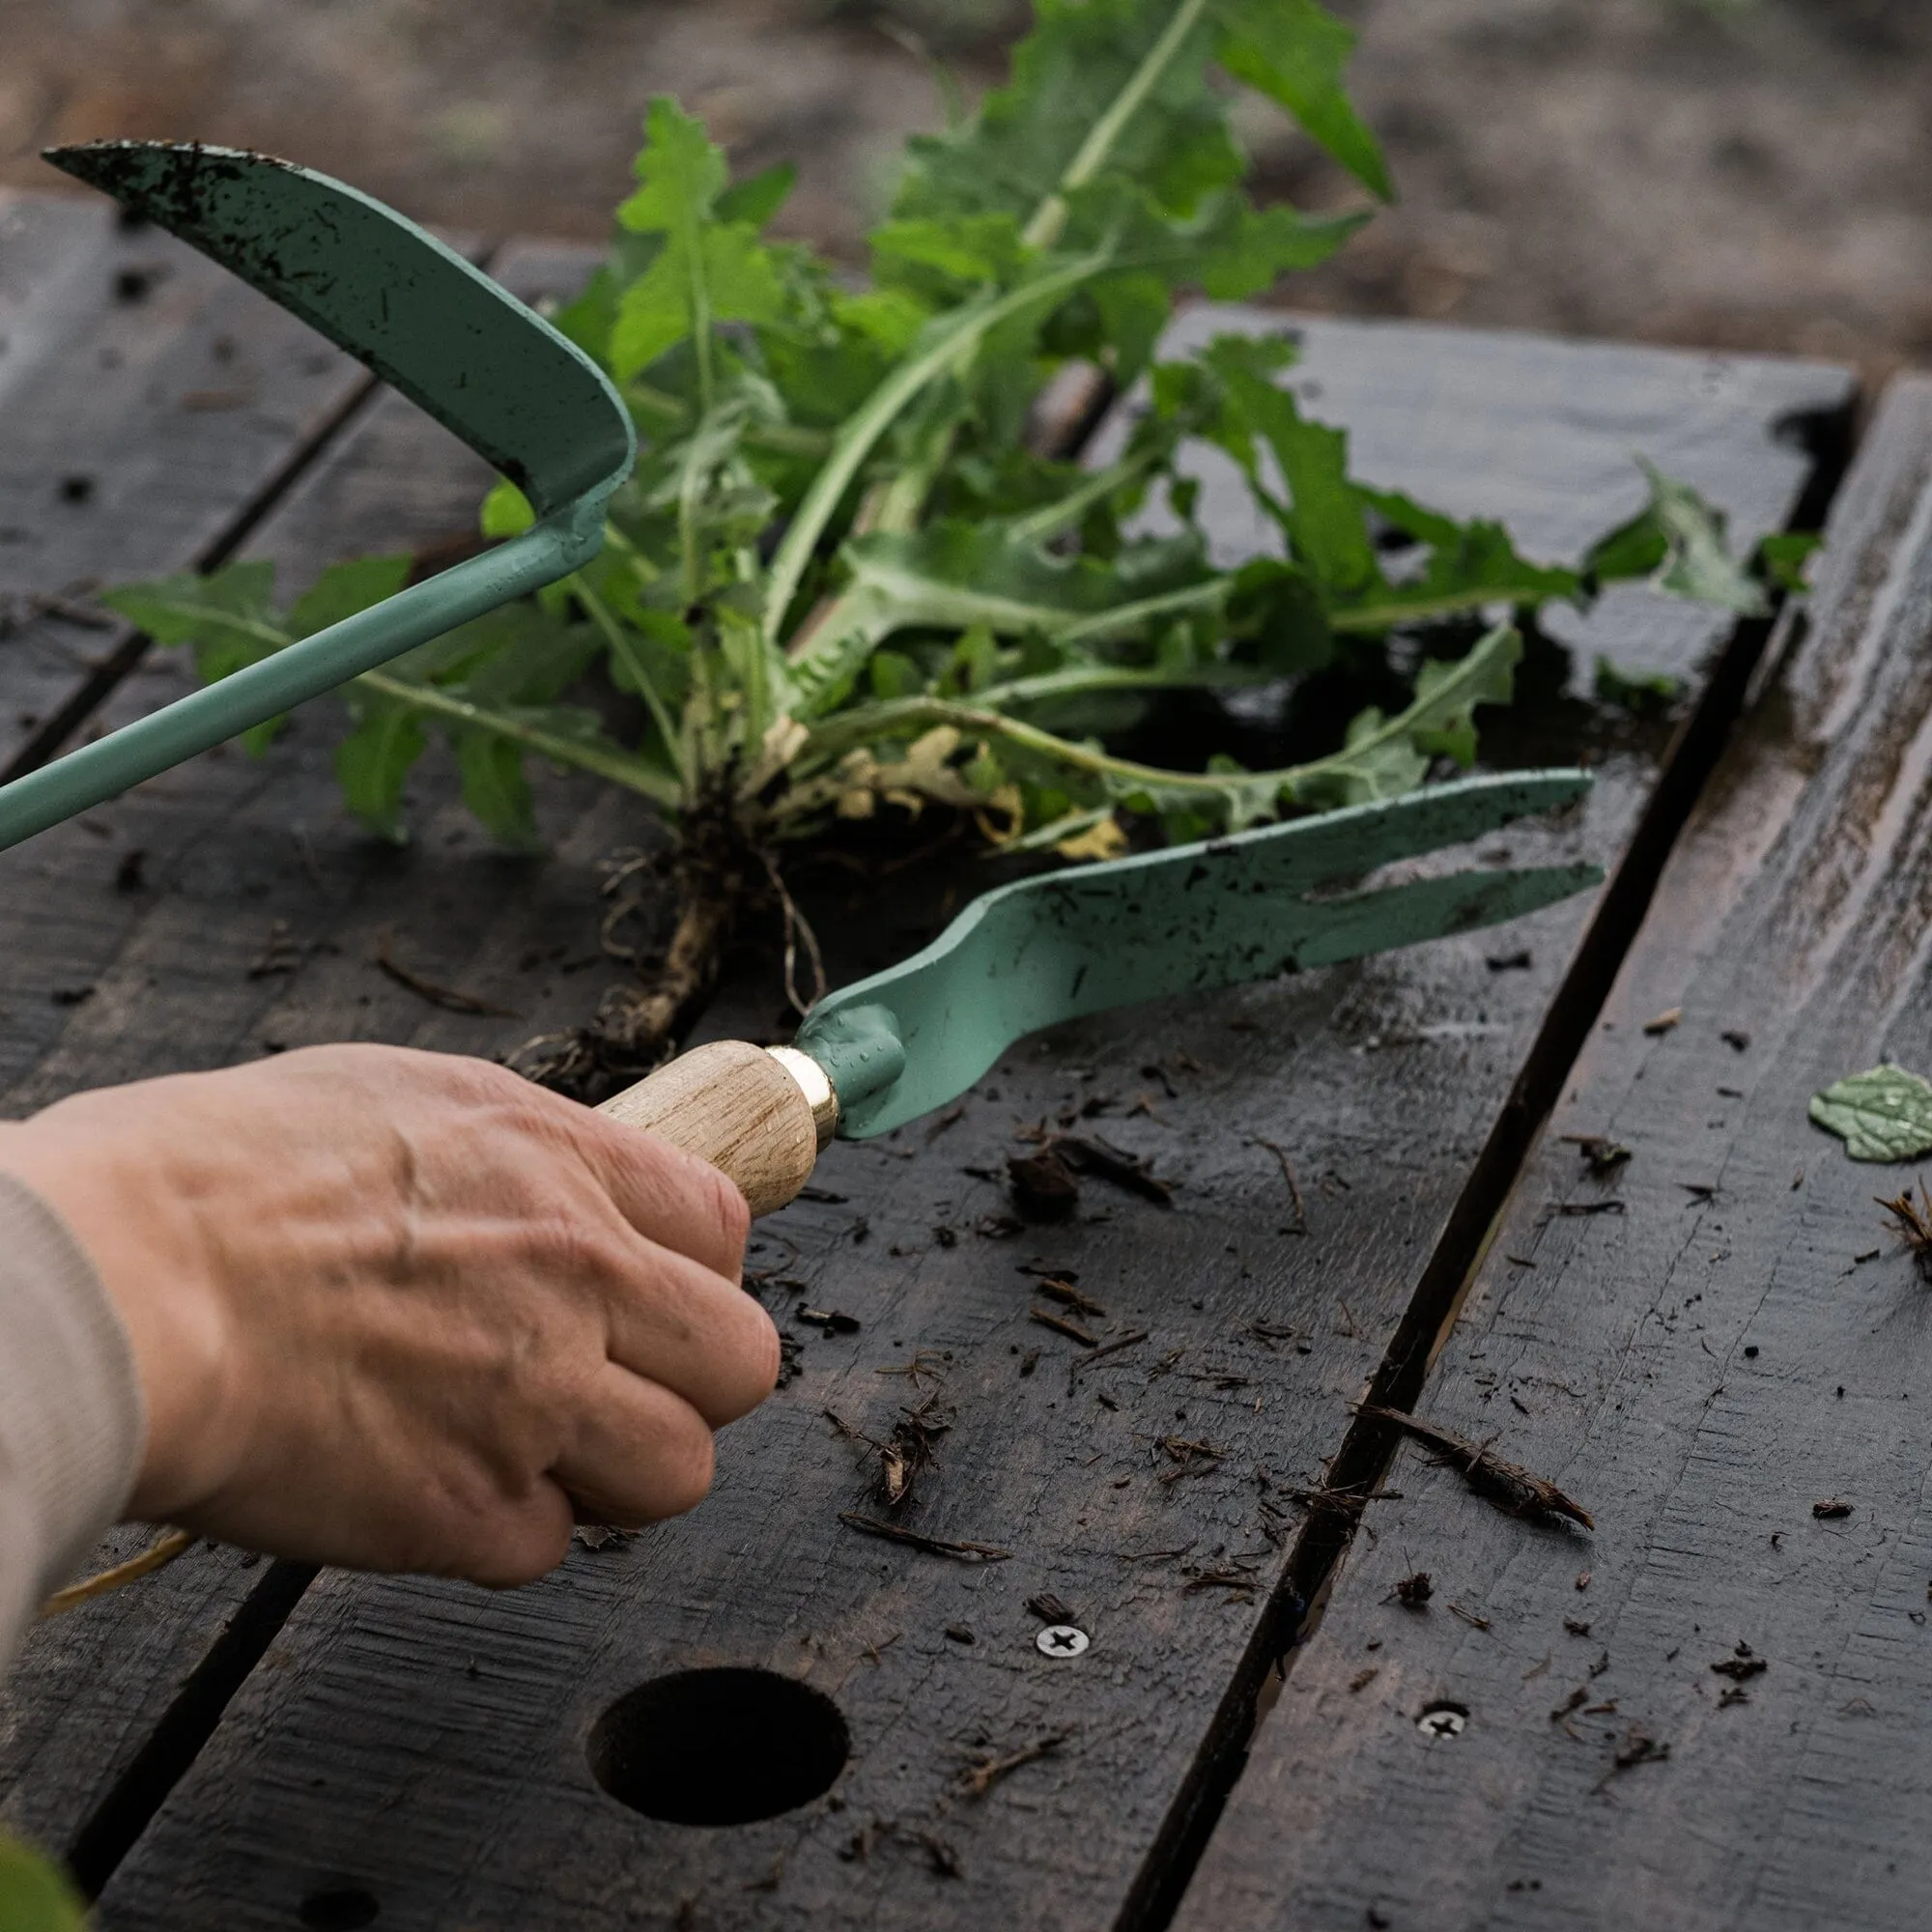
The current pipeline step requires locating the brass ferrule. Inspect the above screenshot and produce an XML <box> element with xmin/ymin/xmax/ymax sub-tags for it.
<box><xmin>766</xmin><ymin>1046</ymin><xmax>839</xmax><ymax>1147</ymax></box>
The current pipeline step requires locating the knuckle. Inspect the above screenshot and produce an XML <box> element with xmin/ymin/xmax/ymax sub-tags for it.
<box><xmin>479</xmin><ymin>1513</ymin><xmax>573</xmax><ymax>1588</ymax></box>
<box><xmin>519</xmin><ymin>1209</ymin><xmax>613</xmax><ymax>1289</ymax></box>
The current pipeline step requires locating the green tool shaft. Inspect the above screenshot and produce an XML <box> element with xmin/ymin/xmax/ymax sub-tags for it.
<box><xmin>0</xmin><ymin>513</ymin><xmax>595</xmax><ymax>853</ymax></box>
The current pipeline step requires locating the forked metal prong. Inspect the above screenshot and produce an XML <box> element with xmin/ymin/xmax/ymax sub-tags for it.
<box><xmin>1234</xmin><ymin>769</ymin><xmax>1594</xmax><ymax>895</ymax></box>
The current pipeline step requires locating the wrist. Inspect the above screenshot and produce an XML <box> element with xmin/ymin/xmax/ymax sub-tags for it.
<box><xmin>0</xmin><ymin>1114</ymin><xmax>240</xmax><ymax>1520</ymax></box>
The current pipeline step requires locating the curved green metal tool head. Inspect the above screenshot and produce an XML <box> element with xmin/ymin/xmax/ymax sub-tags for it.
<box><xmin>0</xmin><ymin>142</ymin><xmax>637</xmax><ymax>853</ymax></box>
<box><xmin>44</xmin><ymin>141</ymin><xmax>633</xmax><ymax>515</ymax></box>
<box><xmin>795</xmin><ymin>771</ymin><xmax>1600</xmax><ymax>1138</ymax></box>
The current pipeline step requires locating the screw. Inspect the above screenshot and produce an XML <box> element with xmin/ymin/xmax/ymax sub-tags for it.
<box><xmin>1416</xmin><ymin>1703</ymin><xmax>1467</xmax><ymax>1740</ymax></box>
<box><xmin>1036</xmin><ymin>1624</ymin><xmax>1090</xmax><ymax>1658</ymax></box>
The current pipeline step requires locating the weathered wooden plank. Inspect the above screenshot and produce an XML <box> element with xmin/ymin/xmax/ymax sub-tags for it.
<box><xmin>0</xmin><ymin>240</ymin><xmax>656</xmax><ymax>1884</ymax></box>
<box><xmin>1171</xmin><ymin>377</ymin><xmax>1932</xmax><ymax>1932</ymax></box>
<box><xmin>0</xmin><ymin>190</ymin><xmax>389</xmax><ymax>777</ymax></box>
<box><xmin>90</xmin><ymin>320</ymin><xmax>1849</xmax><ymax>1930</ymax></box>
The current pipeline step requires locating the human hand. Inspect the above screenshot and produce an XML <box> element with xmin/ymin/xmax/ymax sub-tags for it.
<box><xmin>0</xmin><ymin>1043</ymin><xmax>774</xmax><ymax>1586</ymax></box>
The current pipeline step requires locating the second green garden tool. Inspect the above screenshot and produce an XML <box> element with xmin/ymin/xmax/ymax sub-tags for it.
<box><xmin>0</xmin><ymin>140</ymin><xmax>635</xmax><ymax>852</ymax></box>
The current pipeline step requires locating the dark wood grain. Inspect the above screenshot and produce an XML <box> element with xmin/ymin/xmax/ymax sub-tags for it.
<box><xmin>1172</xmin><ymin>377</ymin><xmax>1932</xmax><ymax>1932</ymax></box>
<box><xmin>0</xmin><ymin>189</ymin><xmax>388</xmax><ymax>778</ymax></box>
<box><xmin>0</xmin><ymin>239</ymin><xmax>663</xmax><ymax>1876</ymax></box>
<box><xmin>86</xmin><ymin>318</ymin><xmax>1848</xmax><ymax>1930</ymax></box>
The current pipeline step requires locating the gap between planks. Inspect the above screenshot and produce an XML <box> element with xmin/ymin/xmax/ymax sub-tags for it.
<box><xmin>1116</xmin><ymin>393</ymin><xmax>1859</xmax><ymax>1932</ymax></box>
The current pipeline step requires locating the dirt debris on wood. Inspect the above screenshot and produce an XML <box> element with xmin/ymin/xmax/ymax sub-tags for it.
<box><xmin>1360</xmin><ymin>1405</ymin><xmax>1595</xmax><ymax>1530</ymax></box>
<box><xmin>375</xmin><ymin>933</ymin><xmax>520</xmax><ymax>1016</ymax></box>
<box><xmin>954</xmin><ymin>1731</ymin><xmax>1070</xmax><ymax>1800</ymax></box>
<box><xmin>1009</xmin><ymin>1131</ymin><xmax>1175</xmax><ymax>1216</ymax></box>
<box><xmin>1559</xmin><ymin>1133</ymin><xmax>1632</xmax><ymax>1178</ymax></box>
<box><xmin>1393</xmin><ymin>1570</ymin><xmax>1434</xmax><ymax>1608</ymax></box>
<box><xmin>1253</xmin><ymin>1136</ymin><xmax>1310</xmax><ymax>1234</ymax></box>
<box><xmin>837</xmin><ymin>1513</ymin><xmax>1010</xmax><ymax>1563</ymax></box>
<box><xmin>1877</xmin><ymin>1182</ymin><xmax>1932</xmax><ymax>1281</ymax></box>
<box><xmin>1030</xmin><ymin>1308</ymin><xmax>1098</xmax><ymax>1348</ymax></box>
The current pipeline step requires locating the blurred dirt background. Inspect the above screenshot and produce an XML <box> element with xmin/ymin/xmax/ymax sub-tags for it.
<box><xmin>1</xmin><ymin>0</ymin><xmax>1926</xmax><ymax>380</ymax></box>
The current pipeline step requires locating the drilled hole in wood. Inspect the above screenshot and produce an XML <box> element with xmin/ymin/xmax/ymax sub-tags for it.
<box><xmin>298</xmin><ymin>1886</ymin><xmax>379</xmax><ymax>1930</ymax></box>
<box><xmin>588</xmin><ymin>1667</ymin><xmax>849</xmax><ymax>1826</ymax></box>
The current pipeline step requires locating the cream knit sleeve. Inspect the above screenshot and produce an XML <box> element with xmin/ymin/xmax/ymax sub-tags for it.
<box><xmin>0</xmin><ymin>1172</ymin><xmax>146</xmax><ymax>1670</ymax></box>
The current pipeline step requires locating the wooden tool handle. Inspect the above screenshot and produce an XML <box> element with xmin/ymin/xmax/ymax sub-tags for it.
<box><xmin>597</xmin><ymin>1040</ymin><xmax>824</xmax><ymax>1218</ymax></box>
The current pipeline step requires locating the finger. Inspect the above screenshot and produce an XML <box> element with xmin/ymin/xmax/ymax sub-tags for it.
<box><xmin>600</xmin><ymin>1237</ymin><xmax>780</xmax><ymax>1428</ymax></box>
<box><xmin>455</xmin><ymin>1479</ymin><xmax>580</xmax><ymax>1589</ymax></box>
<box><xmin>572</xmin><ymin>1106</ymin><xmax>753</xmax><ymax>1281</ymax></box>
<box><xmin>553</xmin><ymin>1362</ymin><xmax>719</xmax><ymax>1527</ymax></box>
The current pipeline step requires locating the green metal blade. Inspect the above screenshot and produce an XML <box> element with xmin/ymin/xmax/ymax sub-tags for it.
<box><xmin>794</xmin><ymin>770</ymin><xmax>1599</xmax><ymax>1138</ymax></box>
<box><xmin>43</xmin><ymin>142</ymin><xmax>633</xmax><ymax>515</ymax></box>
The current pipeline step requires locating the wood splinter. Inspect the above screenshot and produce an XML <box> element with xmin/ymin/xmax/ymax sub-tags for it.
<box><xmin>1358</xmin><ymin>1404</ymin><xmax>1595</xmax><ymax>1530</ymax></box>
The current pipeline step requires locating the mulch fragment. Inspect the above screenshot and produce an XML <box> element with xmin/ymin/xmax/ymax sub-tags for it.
<box><xmin>1030</xmin><ymin>1308</ymin><xmax>1097</xmax><ymax>1347</ymax></box>
<box><xmin>837</xmin><ymin>1513</ymin><xmax>1010</xmax><ymax>1562</ymax></box>
<box><xmin>1253</xmin><ymin>1137</ymin><xmax>1309</xmax><ymax>1234</ymax></box>
<box><xmin>1560</xmin><ymin>1134</ymin><xmax>1632</xmax><ymax>1178</ymax></box>
<box><xmin>1877</xmin><ymin>1182</ymin><xmax>1932</xmax><ymax>1281</ymax></box>
<box><xmin>1360</xmin><ymin>1405</ymin><xmax>1595</xmax><ymax>1530</ymax></box>
<box><xmin>955</xmin><ymin>1732</ymin><xmax>1069</xmax><ymax>1799</ymax></box>
<box><xmin>375</xmin><ymin>933</ymin><xmax>520</xmax><ymax>1016</ymax></box>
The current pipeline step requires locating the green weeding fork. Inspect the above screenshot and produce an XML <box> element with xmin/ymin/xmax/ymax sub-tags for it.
<box><xmin>0</xmin><ymin>143</ymin><xmax>1602</xmax><ymax>1204</ymax></box>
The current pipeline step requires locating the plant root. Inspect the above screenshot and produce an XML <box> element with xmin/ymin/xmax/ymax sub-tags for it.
<box><xmin>510</xmin><ymin>810</ymin><xmax>756</xmax><ymax>1102</ymax></box>
<box><xmin>40</xmin><ymin>1527</ymin><xmax>195</xmax><ymax>1618</ymax></box>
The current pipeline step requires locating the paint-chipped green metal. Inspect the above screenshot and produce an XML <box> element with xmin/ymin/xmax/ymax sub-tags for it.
<box><xmin>0</xmin><ymin>142</ymin><xmax>635</xmax><ymax>853</ymax></box>
<box><xmin>796</xmin><ymin>770</ymin><xmax>1599</xmax><ymax>1137</ymax></box>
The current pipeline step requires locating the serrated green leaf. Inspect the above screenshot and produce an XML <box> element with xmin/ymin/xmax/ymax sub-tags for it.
<box><xmin>103</xmin><ymin>560</ymin><xmax>282</xmax><ymax>680</ymax></box>
<box><xmin>1810</xmin><ymin>1065</ymin><xmax>1932</xmax><ymax>1163</ymax></box>
<box><xmin>611</xmin><ymin>224</ymin><xmax>788</xmax><ymax>380</ymax></box>
<box><xmin>454</xmin><ymin>730</ymin><xmax>540</xmax><ymax>849</ymax></box>
<box><xmin>0</xmin><ymin>1834</ymin><xmax>88</xmax><ymax>1931</ymax></box>
<box><xmin>1647</xmin><ymin>466</ymin><xmax>1768</xmax><ymax>615</ymax></box>
<box><xmin>288</xmin><ymin>555</ymin><xmax>412</xmax><ymax>639</ymax></box>
<box><xmin>1210</xmin><ymin>0</ymin><xmax>1393</xmax><ymax>201</ymax></box>
<box><xmin>1381</xmin><ymin>518</ymin><xmax>1580</xmax><ymax>621</ymax></box>
<box><xmin>1587</xmin><ymin>464</ymin><xmax>1768</xmax><ymax>615</ymax></box>
<box><xmin>1583</xmin><ymin>503</ymin><xmax>1669</xmax><ymax>583</ymax></box>
<box><xmin>895</xmin><ymin>0</ymin><xmax>1236</xmax><ymax>230</ymax></box>
<box><xmin>716</xmin><ymin>161</ymin><xmax>797</xmax><ymax>231</ymax></box>
<box><xmin>1205</xmin><ymin>338</ymin><xmax>1377</xmax><ymax>594</ymax></box>
<box><xmin>618</xmin><ymin>98</ymin><xmax>728</xmax><ymax>233</ymax></box>
<box><xmin>870</xmin><ymin>213</ymin><xmax>1028</xmax><ymax>296</ymax></box>
<box><xmin>1289</xmin><ymin>620</ymin><xmax>1520</xmax><ymax>808</ymax></box>
<box><xmin>1759</xmin><ymin>530</ymin><xmax>1822</xmax><ymax>595</ymax></box>
<box><xmin>335</xmin><ymin>700</ymin><xmax>427</xmax><ymax>841</ymax></box>
<box><xmin>609</xmin><ymin>99</ymin><xmax>790</xmax><ymax>384</ymax></box>
<box><xmin>1193</xmin><ymin>203</ymin><xmax>1369</xmax><ymax>298</ymax></box>
<box><xmin>791</xmin><ymin>519</ymin><xmax>1213</xmax><ymax>716</ymax></box>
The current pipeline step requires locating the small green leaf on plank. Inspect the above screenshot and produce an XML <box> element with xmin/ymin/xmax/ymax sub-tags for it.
<box><xmin>1758</xmin><ymin>530</ymin><xmax>1823</xmax><ymax>595</ymax></box>
<box><xmin>1593</xmin><ymin>658</ymin><xmax>1680</xmax><ymax>714</ymax></box>
<box><xmin>1810</xmin><ymin>1065</ymin><xmax>1932</xmax><ymax>1163</ymax></box>
<box><xmin>0</xmin><ymin>1833</ymin><xmax>88</xmax><ymax>1930</ymax></box>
